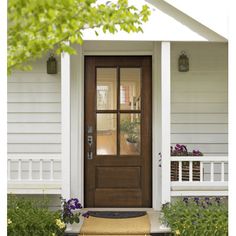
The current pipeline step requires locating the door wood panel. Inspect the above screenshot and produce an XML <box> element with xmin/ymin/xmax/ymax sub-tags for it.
<box><xmin>96</xmin><ymin>166</ymin><xmax>141</xmax><ymax>188</ymax></box>
<box><xmin>84</xmin><ymin>56</ymin><xmax>152</xmax><ymax>207</ymax></box>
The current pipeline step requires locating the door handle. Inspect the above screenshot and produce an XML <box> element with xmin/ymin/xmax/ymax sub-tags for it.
<box><xmin>87</xmin><ymin>150</ymin><xmax>93</xmax><ymax>160</ymax></box>
<box><xmin>87</xmin><ymin>135</ymin><xmax>93</xmax><ymax>160</ymax></box>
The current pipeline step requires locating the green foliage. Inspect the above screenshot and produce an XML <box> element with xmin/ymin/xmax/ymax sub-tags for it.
<box><xmin>161</xmin><ymin>197</ymin><xmax>228</xmax><ymax>236</ymax></box>
<box><xmin>7</xmin><ymin>196</ymin><xmax>65</xmax><ymax>236</ymax></box>
<box><xmin>8</xmin><ymin>0</ymin><xmax>151</xmax><ymax>73</ymax></box>
<box><xmin>120</xmin><ymin>118</ymin><xmax>140</xmax><ymax>143</ymax></box>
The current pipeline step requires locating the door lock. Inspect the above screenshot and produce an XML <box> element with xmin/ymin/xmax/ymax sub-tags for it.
<box><xmin>87</xmin><ymin>135</ymin><xmax>93</xmax><ymax>160</ymax></box>
<box><xmin>88</xmin><ymin>135</ymin><xmax>93</xmax><ymax>146</ymax></box>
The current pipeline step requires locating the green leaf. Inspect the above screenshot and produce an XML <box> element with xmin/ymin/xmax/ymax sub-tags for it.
<box><xmin>8</xmin><ymin>0</ymin><xmax>151</xmax><ymax>73</ymax></box>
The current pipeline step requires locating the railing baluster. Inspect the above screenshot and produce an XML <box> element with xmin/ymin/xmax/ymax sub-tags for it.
<box><xmin>29</xmin><ymin>159</ymin><xmax>32</xmax><ymax>180</ymax></box>
<box><xmin>50</xmin><ymin>159</ymin><xmax>54</xmax><ymax>180</ymax></box>
<box><xmin>200</xmin><ymin>162</ymin><xmax>203</xmax><ymax>182</ymax></box>
<box><xmin>189</xmin><ymin>161</ymin><xmax>193</xmax><ymax>182</ymax></box>
<box><xmin>179</xmin><ymin>161</ymin><xmax>182</xmax><ymax>182</ymax></box>
<box><xmin>18</xmin><ymin>159</ymin><xmax>22</xmax><ymax>181</ymax></box>
<box><xmin>210</xmin><ymin>162</ymin><xmax>214</xmax><ymax>182</ymax></box>
<box><xmin>221</xmin><ymin>162</ymin><xmax>225</xmax><ymax>182</ymax></box>
<box><xmin>39</xmin><ymin>159</ymin><xmax>43</xmax><ymax>180</ymax></box>
<box><xmin>8</xmin><ymin>159</ymin><xmax>11</xmax><ymax>180</ymax></box>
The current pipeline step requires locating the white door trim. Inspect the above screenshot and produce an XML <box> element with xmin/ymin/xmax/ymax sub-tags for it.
<box><xmin>70</xmin><ymin>44</ymin><xmax>84</xmax><ymax>203</ymax></box>
<box><xmin>71</xmin><ymin>44</ymin><xmax>161</xmax><ymax>210</ymax></box>
<box><xmin>61</xmin><ymin>46</ymin><xmax>71</xmax><ymax>199</ymax></box>
<box><xmin>153</xmin><ymin>42</ymin><xmax>162</xmax><ymax>210</ymax></box>
<box><xmin>161</xmin><ymin>42</ymin><xmax>171</xmax><ymax>204</ymax></box>
<box><xmin>83</xmin><ymin>51</ymin><xmax>153</xmax><ymax>56</ymax></box>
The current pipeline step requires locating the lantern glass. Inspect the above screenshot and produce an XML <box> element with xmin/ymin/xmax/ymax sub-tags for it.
<box><xmin>47</xmin><ymin>55</ymin><xmax>57</xmax><ymax>74</ymax></box>
<box><xmin>178</xmin><ymin>52</ymin><xmax>189</xmax><ymax>72</ymax></box>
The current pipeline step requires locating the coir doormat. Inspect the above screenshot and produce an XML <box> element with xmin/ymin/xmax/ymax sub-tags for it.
<box><xmin>79</xmin><ymin>211</ymin><xmax>150</xmax><ymax>235</ymax></box>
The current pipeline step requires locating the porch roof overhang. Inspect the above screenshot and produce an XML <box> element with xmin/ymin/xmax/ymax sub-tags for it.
<box><xmin>82</xmin><ymin>0</ymin><xmax>227</xmax><ymax>42</ymax></box>
<box><xmin>164</xmin><ymin>0</ymin><xmax>228</xmax><ymax>39</ymax></box>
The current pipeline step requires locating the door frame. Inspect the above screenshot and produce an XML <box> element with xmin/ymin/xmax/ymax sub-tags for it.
<box><xmin>70</xmin><ymin>42</ymin><xmax>162</xmax><ymax>210</ymax></box>
<box><xmin>84</xmin><ymin>56</ymin><xmax>152</xmax><ymax>207</ymax></box>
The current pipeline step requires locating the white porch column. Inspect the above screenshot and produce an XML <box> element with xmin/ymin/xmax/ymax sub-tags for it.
<box><xmin>161</xmin><ymin>42</ymin><xmax>171</xmax><ymax>204</ymax></box>
<box><xmin>61</xmin><ymin>49</ymin><xmax>71</xmax><ymax>199</ymax></box>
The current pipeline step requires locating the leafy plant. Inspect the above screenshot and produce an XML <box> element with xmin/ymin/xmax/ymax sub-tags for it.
<box><xmin>7</xmin><ymin>195</ymin><xmax>88</xmax><ymax>236</ymax></box>
<box><xmin>61</xmin><ymin>197</ymin><xmax>89</xmax><ymax>224</ymax></box>
<box><xmin>7</xmin><ymin>195</ymin><xmax>65</xmax><ymax>236</ymax></box>
<box><xmin>161</xmin><ymin>197</ymin><xmax>228</xmax><ymax>236</ymax></box>
<box><xmin>120</xmin><ymin>118</ymin><xmax>140</xmax><ymax>143</ymax></box>
<box><xmin>8</xmin><ymin>0</ymin><xmax>151</xmax><ymax>73</ymax></box>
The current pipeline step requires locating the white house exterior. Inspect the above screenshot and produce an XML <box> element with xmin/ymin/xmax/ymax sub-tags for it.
<box><xmin>7</xmin><ymin>0</ymin><xmax>228</xmax><ymax>211</ymax></box>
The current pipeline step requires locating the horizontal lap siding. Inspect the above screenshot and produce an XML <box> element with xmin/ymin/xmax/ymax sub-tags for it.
<box><xmin>8</xmin><ymin>56</ymin><xmax>61</xmax><ymax>154</ymax></box>
<box><xmin>171</xmin><ymin>42</ymin><xmax>228</xmax><ymax>156</ymax></box>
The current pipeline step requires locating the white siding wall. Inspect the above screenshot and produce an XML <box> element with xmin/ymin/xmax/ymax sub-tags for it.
<box><xmin>7</xmin><ymin>42</ymin><xmax>228</xmax><ymax>194</ymax></box>
<box><xmin>171</xmin><ymin>42</ymin><xmax>228</xmax><ymax>156</ymax></box>
<box><xmin>8</xmin><ymin>57</ymin><xmax>61</xmax><ymax>154</ymax></box>
<box><xmin>9</xmin><ymin>43</ymin><xmax>227</xmax><ymax>156</ymax></box>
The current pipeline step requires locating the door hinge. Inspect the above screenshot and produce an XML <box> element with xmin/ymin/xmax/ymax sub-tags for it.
<box><xmin>158</xmin><ymin>152</ymin><xmax>162</xmax><ymax>167</ymax></box>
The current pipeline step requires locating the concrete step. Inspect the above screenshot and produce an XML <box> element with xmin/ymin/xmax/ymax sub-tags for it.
<box><xmin>64</xmin><ymin>208</ymin><xmax>171</xmax><ymax>235</ymax></box>
<box><xmin>65</xmin><ymin>234</ymin><xmax>172</xmax><ymax>236</ymax></box>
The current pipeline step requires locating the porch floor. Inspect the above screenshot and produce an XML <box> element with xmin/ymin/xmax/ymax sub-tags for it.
<box><xmin>65</xmin><ymin>208</ymin><xmax>171</xmax><ymax>235</ymax></box>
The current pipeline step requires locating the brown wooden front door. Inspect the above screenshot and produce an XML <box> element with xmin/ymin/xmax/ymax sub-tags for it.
<box><xmin>84</xmin><ymin>56</ymin><xmax>152</xmax><ymax>207</ymax></box>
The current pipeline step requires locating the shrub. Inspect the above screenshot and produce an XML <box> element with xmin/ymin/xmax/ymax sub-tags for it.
<box><xmin>161</xmin><ymin>197</ymin><xmax>228</xmax><ymax>236</ymax></box>
<box><xmin>7</xmin><ymin>196</ymin><xmax>65</xmax><ymax>236</ymax></box>
<box><xmin>7</xmin><ymin>195</ymin><xmax>88</xmax><ymax>236</ymax></box>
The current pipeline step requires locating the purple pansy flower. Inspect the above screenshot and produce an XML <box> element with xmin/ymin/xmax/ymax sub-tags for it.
<box><xmin>215</xmin><ymin>197</ymin><xmax>221</xmax><ymax>204</ymax></box>
<box><xmin>183</xmin><ymin>197</ymin><xmax>189</xmax><ymax>204</ymax></box>
<box><xmin>193</xmin><ymin>150</ymin><xmax>201</xmax><ymax>156</ymax></box>
<box><xmin>204</xmin><ymin>197</ymin><xmax>212</xmax><ymax>205</ymax></box>
<box><xmin>67</xmin><ymin>198</ymin><xmax>82</xmax><ymax>210</ymax></box>
<box><xmin>194</xmin><ymin>197</ymin><xmax>200</xmax><ymax>205</ymax></box>
<box><xmin>82</xmin><ymin>212</ymin><xmax>89</xmax><ymax>218</ymax></box>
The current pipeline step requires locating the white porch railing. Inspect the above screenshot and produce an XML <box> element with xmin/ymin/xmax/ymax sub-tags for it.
<box><xmin>8</xmin><ymin>154</ymin><xmax>61</xmax><ymax>194</ymax></box>
<box><xmin>171</xmin><ymin>156</ymin><xmax>228</xmax><ymax>197</ymax></box>
<box><xmin>7</xmin><ymin>154</ymin><xmax>228</xmax><ymax>197</ymax></box>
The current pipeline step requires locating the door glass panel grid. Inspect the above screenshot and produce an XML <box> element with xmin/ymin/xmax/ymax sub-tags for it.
<box><xmin>120</xmin><ymin>68</ymin><xmax>141</xmax><ymax>111</ymax></box>
<box><xmin>96</xmin><ymin>67</ymin><xmax>142</xmax><ymax>157</ymax></box>
<box><xmin>119</xmin><ymin>67</ymin><xmax>142</xmax><ymax>156</ymax></box>
<box><xmin>96</xmin><ymin>113</ymin><xmax>117</xmax><ymax>155</ymax></box>
<box><xmin>96</xmin><ymin>68</ymin><xmax>117</xmax><ymax>110</ymax></box>
<box><xmin>120</xmin><ymin>113</ymin><xmax>141</xmax><ymax>156</ymax></box>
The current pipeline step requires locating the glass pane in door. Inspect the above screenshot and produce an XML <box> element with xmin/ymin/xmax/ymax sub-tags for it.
<box><xmin>97</xmin><ymin>68</ymin><xmax>117</xmax><ymax>110</ymax></box>
<box><xmin>120</xmin><ymin>68</ymin><xmax>141</xmax><ymax>110</ymax></box>
<box><xmin>97</xmin><ymin>113</ymin><xmax>117</xmax><ymax>155</ymax></box>
<box><xmin>120</xmin><ymin>113</ymin><xmax>141</xmax><ymax>155</ymax></box>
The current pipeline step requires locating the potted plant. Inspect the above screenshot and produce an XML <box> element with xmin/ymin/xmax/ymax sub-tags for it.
<box><xmin>120</xmin><ymin>118</ymin><xmax>140</xmax><ymax>150</ymax></box>
<box><xmin>61</xmin><ymin>197</ymin><xmax>89</xmax><ymax>231</ymax></box>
